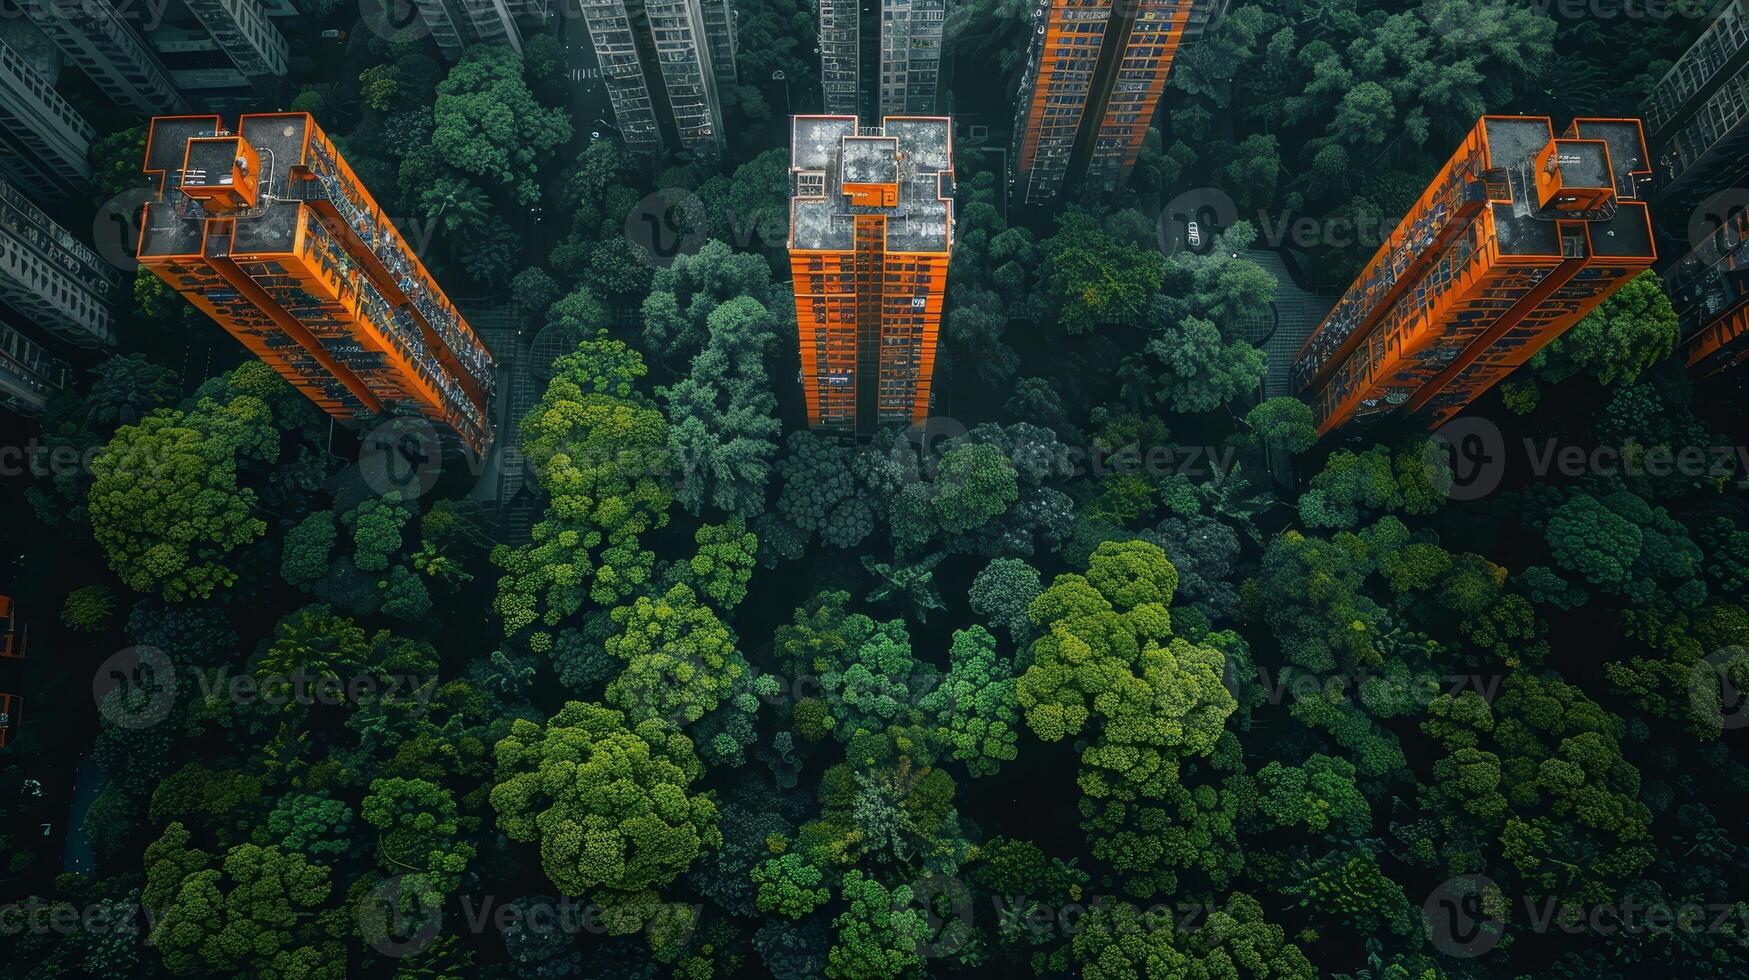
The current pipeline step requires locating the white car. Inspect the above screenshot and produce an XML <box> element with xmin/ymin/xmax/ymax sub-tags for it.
<box><xmin>1186</xmin><ymin>221</ymin><xmax>1202</xmax><ymax>249</ymax></box>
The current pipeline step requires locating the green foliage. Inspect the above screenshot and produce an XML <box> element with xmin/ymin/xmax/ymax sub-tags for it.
<box><xmin>432</xmin><ymin>44</ymin><xmax>572</xmax><ymax>206</ymax></box>
<box><xmin>1529</xmin><ymin>270</ymin><xmax>1678</xmax><ymax>387</ymax></box>
<box><xmin>145</xmin><ymin>825</ymin><xmax>341</xmax><ymax>978</ymax></box>
<box><xmin>776</xmin><ymin>430</ymin><xmax>877</xmax><ymax>549</ymax></box>
<box><xmin>826</xmin><ymin>871</ymin><xmax>929</xmax><ymax>980</ymax></box>
<box><xmin>264</xmin><ymin>792</ymin><xmax>355</xmax><ymax>861</ymax></box>
<box><xmin>88</xmin><ymin>379</ymin><xmax>279</xmax><ymax>600</ymax></box>
<box><xmin>1298</xmin><ymin>443</ymin><xmax>1449</xmax><ymax>530</ymax></box>
<box><xmin>605</xmin><ymin>583</ymin><xmax>745</xmax><ymax>725</ymax></box>
<box><xmin>1246</xmin><ymin>397</ymin><xmax>1319</xmax><ymax>455</ymax></box>
<box><xmin>1422</xmin><ymin>673</ymin><xmax>1654</xmax><ymax>906</ymax></box>
<box><xmin>661</xmin><ymin>296</ymin><xmax>783</xmax><ymax>516</ymax></box>
<box><xmin>61</xmin><ymin>584</ymin><xmax>114</xmax><ymax>632</ymax></box>
<box><xmin>490</xmin><ymin>702</ymin><xmax>721</xmax><ymax>929</ymax></box>
<box><xmin>969</xmin><ymin>557</ymin><xmax>1043</xmax><ymax>644</ymax></box>
<box><xmin>920</xmin><ymin>626</ymin><xmax>1021</xmax><ymax>777</ymax></box>
<box><xmin>1041</xmin><ymin>209</ymin><xmax>1168</xmax><ymax>333</ymax></box>
<box><xmin>493</xmin><ymin>336</ymin><xmax>673</xmax><ymax>641</ymax></box>
<box><xmin>862</xmin><ymin>553</ymin><xmax>948</xmax><ymax>622</ymax></box>
<box><xmin>891</xmin><ymin>443</ymin><xmax>1020</xmax><ymax>552</ymax></box>
<box><xmin>641</xmin><ymin>239</ymin><xmax>777</xmax><ymax>364</ymax></box>
<box><xmin>360</xmin><ymin>777</ymin><xmax>475</xmax><ymax>895</ymax></box>
<box><xmin>1018</xmin><ymin>540</ymin><xmax>1236</xmax><ymax>801</ymax></box>
<box><xmin>1066</xmin><ymin>893</ymin><xmax>1313</xmax><ymax>979</ymax></box>
<box><xmin>751</xmin><ymin>853</ymin><xmax>830</xmax><ymax>917</ymax></box>
<box><xmin>1120</xmin><ymin>315</ymin><xmax>1266</xmax><ymax>414</ymax></box>
<box><xmin>280</xmin><ymin>511</ymin><xmax>336</xmax><ymax>587</ymax></box>
<box><xmin>1255</xmin><ymin>754</ymin><xmax>1370</xmax><ymax>836</ymax></box>
<box><xmin>676</xmin><ymin>516</ymin><xmax>758</xmax><ymax>610</ymax></box>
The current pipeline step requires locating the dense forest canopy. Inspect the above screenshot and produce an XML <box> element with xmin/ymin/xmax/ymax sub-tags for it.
<box><xmin>1</xmin><ymin>1</ymin><xmax>1747</xmax><ymax>979</ymax></box>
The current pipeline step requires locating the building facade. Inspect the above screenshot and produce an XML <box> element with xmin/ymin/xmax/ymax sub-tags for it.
<box><xmin>413</xmin><ymin>0</ymin><xmax>546</xmax><ymax>60</ymax></box>
<box><xmin>13</xmin><ymin>0</ymin><xmax>188</xmax><ymax>114</ymax></box>
<box><xmin>788</xmin><ymin>115</ymin><xmax>953</xmax><ymax>432</ymax></box>
<box><xmin>0</xmin><ymin>37</ymin><xmax>96</xmax><ymax>202</ymax></box>
<box><xmin>1010</xmin><ymin>0</ymin><xmax>1217</xmax><ymax>204</ymax></box>
<box><xmin>0</xmin><ymin>177</ymin><xmax>120</xmax><ymax>348</ymax></box>
<box><xmin>581</xmin><ymin>0</ymin><xmax>732</xmax><ymax>151</ymax></box>
<box><xmin>0</xmin><ymin>319</ymin><xmax>69</xmax><ymax>416</ymax></box>
<box><xmin>181</xmin><ymin>0</ymin><xmax>289</xmax><ymax>89</ymax></box>
<box><xmin>1293</xmin><ymin>116</ymin><xmax>1657</xmax><ymax>436</ymax></box>
<box><xmin>1667</xmin><ymin>195</ymin><xmax>1749</xmax><ymax>377</ymax></box>
<box><xmin>0</xmin><ymin>595</ymin><xmax>24</xmax><ymax>659</ymax></box>
<box><xmin>819</xmin><ymin>0</ymin><xmax>945</xmax><ymax>122</ymax></box>
<box><xmin>1642</xmin><ymin>0</ymin><xmax>1749</xmax><ymax>206</ymax></box>
<box><xmin>138</xmin><ymin>113</ymin><xmax>497</xmax><ymax>455</ymax></box>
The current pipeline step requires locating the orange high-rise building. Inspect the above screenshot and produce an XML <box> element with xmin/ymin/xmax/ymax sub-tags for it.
<box><xmin>138</xmin><ymin>113</ymin><xmax>496</xmax><ymax>455</ymax></box>
<box><xmin>0</xmin><ymin>596</ymin><xmax>24</xmax><ymax>659</ymax></box>
<box><xmin>788</xmin><ymin>115</ymin><xmax>953</xmax><ymax>432</ymax></box>
<box><xmin>1294</xmin><ymin>116</ymin><xmax>1657</xmax><ymax>436</ymax></box>
<box><xmin>1010</xmin><ymin>0</ymin><xmax>1221</xmax><ymax>204</ymax></box>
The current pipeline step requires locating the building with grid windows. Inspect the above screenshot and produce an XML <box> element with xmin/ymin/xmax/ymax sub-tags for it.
<box><xmin>12</xmin><ymin>0</ymin><xmax>188</xmax><ymax>114</ymax></box>
<box><xmin>1293</xmin><ymin>116</ymin><xmax>1657</xmax><ymax>436</ymax></box>
<box><xmin>0</xmin><ymin>177</ymin><xmax>120</xmax><ymax>348</ymax></box>
<box><xmin>788</xmin><ymin>115</ymin><xmax>953</xmax><ymax>432</ymax></box>
<box><xmin>1642</xmin><ymin>0</ymin><xmax>1749</xmax><ymax>207</ymax></box>
<box><xmin>1666</xmin><ymin>195</ymin><xmax>1749</xmax><ymax>378</ymax></box>
<box><xmin>411</xmin><ymin>0</ymin><xmax>548</xmax><ymax>60</ymax></box>
<box><xmin>138</xmin><ymin>113</ymin><xmax>497</xmax><ymax>455</ymax></box>
<box><xmin>180</xmin><ymin>0</ymin><xmax>289</xmax><ymax>89</ymax></box>
<box><xmin>0</xmin><ymin>37</ymin><xmax>96</xmax><ymax>202</ymax></box>
<box><xmin>580</xmin><ymin>0</ymin><xmax>733</xmax><ymax>152</ymax></box>
<box><xmin>0</xmin><ymin>320</ymin><xmax>68</xmax><ymax>416</ymax></box>
<box><xmin>1010</xmin><ymin>0</ymin><xmax>1223</xmax><ymax>204</ymax></box>
<box><xmin>819</xmin><ymin>0</ymin><xmax>945</xmax><ymax>122</ymax></box>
